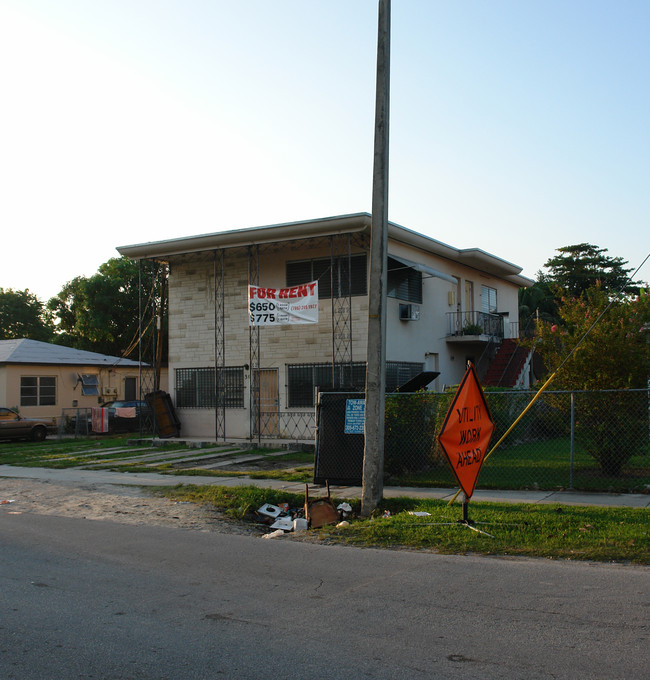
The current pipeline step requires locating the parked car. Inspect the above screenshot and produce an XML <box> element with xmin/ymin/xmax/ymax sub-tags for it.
<box><xmin>101</xmin><ymin>400</ymin><xmax>152</xmax><ymax>433</ymax></box>
<box><xmin>66</xmin><ymin>408</ymin><xmax>94</xmax><ymax>435</ymax></box>
<box><xmin>0</xmin><ymin>407</ymin><xmax>56</xmax><ymax>442</ymax></box>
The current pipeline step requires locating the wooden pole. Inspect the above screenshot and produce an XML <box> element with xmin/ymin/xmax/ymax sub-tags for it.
<box><xmin>362</xmin><ymin>0</ymin><xmax>391</xmax><ymax>515</ymax></box>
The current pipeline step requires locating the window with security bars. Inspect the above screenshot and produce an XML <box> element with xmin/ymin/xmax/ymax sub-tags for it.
<box><xmin>175</xmin><ymin>367</ymin><xmax>244</xmax><ymax>408</ymax></box>
<box><xmin>20</xmin><ymin>376</ymin><xmax>56</xmax><ymax>406</ymax></box>
<box><xmin>287</xmin><ymin>362</ymin><xmax>367</xmax><ymax>407</ymax></box>
<box><xmin>286</xmin><ymin>253</ymin><xmax>367</xmax><ymax>299</ymax></box>
<box><xmin>387</xmin><ymin>257</ymin><xmax>422</xmax><ymax>303</ymax></box>
<box><xmin>287</xmin><ymin>361</ymin><xmax>424</xmax><ymax>406</ymax></box>
<box><xmin>385</xmin><ymin>362</ymin><xmax>424</xmax><ymax>392</ymax></box>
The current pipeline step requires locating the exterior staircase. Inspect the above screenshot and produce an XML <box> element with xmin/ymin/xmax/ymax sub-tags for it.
<box><xmin>483</xmin><ymin>339</ymin><xmax>531</xmax><ymax>388</ymax></box>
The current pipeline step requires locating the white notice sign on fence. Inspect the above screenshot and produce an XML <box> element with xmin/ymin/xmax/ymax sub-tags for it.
<box><xmin>344</xmin><ymin>399</ymin><xmax>365</xmax><ymax>434</ymax></box>
<box><xmin>248</xmin><ymin>282</ymin><xmax>319</xmax><ymax>326</ymax></box>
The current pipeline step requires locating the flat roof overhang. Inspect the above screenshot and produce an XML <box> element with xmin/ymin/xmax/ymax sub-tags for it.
<box><xmin>117</xmin><ymin>212</ymin><xmax>534</xmax><ymax>286</ymax></box>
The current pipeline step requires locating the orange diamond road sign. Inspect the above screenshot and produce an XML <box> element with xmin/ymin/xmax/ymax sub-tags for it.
<box><xmin>437</xmin><ymin>364</ymin><xmax>495</xmax><ymax>500</ymax></box>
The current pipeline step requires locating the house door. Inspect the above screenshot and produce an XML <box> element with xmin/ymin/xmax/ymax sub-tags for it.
<box><xmin>254</xmin><ymin>369</ymin><xmax>279</xmax><ymax>436</ymax></box>
<box><xmin>453</xmin><ymin>276</ymin><xmax>462</xmax><ymax>333</ymax></box>
<box><xmin>465</xmin><ymin>280</ymin><xmax>474</xmax><ymax>315</ymax></box>
<box><xmin>124</xmin><ymin>377</ymin><xmax>136</xmax><ymax>401</ymax></box>
<box><xmin>425</xmin><ymin>353</ymin><xmax>439</xmax><ymax>391</ymax></box>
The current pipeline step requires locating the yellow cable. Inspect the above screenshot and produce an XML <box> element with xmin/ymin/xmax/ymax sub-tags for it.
<box><xmin>447</xmin><ymin>370</ymin><xmax>557</xmax><ymax>506</ymax></box>
<box><xmin>445</xmin><ymin>252</ymin><xmax>650</xmax><ymax>506</ymax></box>
<box><xmin>482</xmin><ymin>370</ymin><xmax>557</xmax><ymax>465</ymax></box>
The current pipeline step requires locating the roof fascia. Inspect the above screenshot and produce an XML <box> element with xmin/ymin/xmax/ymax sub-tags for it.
<box><xmin>117</xmin><ymin>213</ymin><xmax>372</xmax><ymax>260</ymax></box>
<box><xmin>116</xmin><ymin>212</ymin><xmax>532</xmax><ymax>285</ymax></box>
<box><xmin>0</xmin><ymin>360</ymin><xmax>142</xmax><ymax>367</ymax></box>
<box><xmin>387</xmin><ymin>221</ymin><xmax>525</xmax><ymax>279</ymax></box>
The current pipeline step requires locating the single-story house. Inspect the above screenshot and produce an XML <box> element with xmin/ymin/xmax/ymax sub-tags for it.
<box><xmin>0</xmin><ymin>338</ymin><xmax>168</xmax><ymax>423</ymax></box>
<box><xmin>117</xmin><ymin>212</ymin><xmax>534</xmax><ymax>441</ymax></box>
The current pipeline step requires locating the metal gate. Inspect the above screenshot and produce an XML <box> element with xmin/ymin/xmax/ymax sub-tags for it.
<box><xmin>254</xmin><ymin>369</ymin><xmax>279</xmax><ymax>437</ymax></box>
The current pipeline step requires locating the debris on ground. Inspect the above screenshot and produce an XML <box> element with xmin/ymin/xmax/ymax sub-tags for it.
<box><xmin>305</xmin><ymin>482</ymin><xmax>339</xmax><ymax>529</ymax></box>
<box><xmin>257</xmin><ymin>498</ymin><xmax>306</xmax><ymax>535</ymax></box>
<box><xmin>257</xmin><ymin>481</ymin><xmax>356</xmax><ymax>537</ymax></box>
<box><xmin>270</xmin><ymin>516</ymin><xmax>294</xmax><ymax>532</ymax></box>
<box><xmin>293</xmin><ymin>518</ymin><xmax>308</xmax><ymax>532</ymax></box>
<box><xmin>257</xmin><ymin>504</ymin><xmax>282</xmax><ymax>519</ymax></box>
<box><xmin>337</xmin><ymin>502</ymin><xmax>353</xmax><ymax>519</ymax></box>
<box><xmin>261</xmin><ymin>529</ymin><xmax>285</xmax><ymax>539</ymax></box>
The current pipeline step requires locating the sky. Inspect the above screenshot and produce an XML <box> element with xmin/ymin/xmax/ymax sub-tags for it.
<box><xmin>1</xmin><ymin>0</ymin><xmax>648</xmax><ymax>302</ymax></box>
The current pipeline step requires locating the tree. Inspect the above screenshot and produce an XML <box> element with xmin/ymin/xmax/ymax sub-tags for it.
<box><xmin>0</xmin><ymin>288</ymin><xmax>53</xmax><ymax>341</ymax></box>
<box><xmin>540</xmin><ymin>243</ymin><xmax>640</xmax><ymax>297</ymax></box>
<box><xmin>518</xmin><ymin>280</ymin><xmax>558</xmax><ymax>333</ymax></box>
<box><xmin>531</xmin><ymin>287</ymin><xmax>648</xmax><ymax>390</ymax></box>
<box><xmin>527</xmin><ymin>286</ymin><xmax>649</xmax><ymax>475</ymax></box>
<box><xmin>47</xmin><ymin>257</ymin><xmax>165</xmax><ymax>358</ymax></box>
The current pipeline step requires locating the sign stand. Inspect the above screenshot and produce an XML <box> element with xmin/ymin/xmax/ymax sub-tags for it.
<box><xmin>462</xmin><ymin>498</ymin><xmax>469</xmax><ymax>523</ymax></box>
<box><xmin>455</xmin><ymin>494</ymin><xmax>494</xmax><ymax>537</ymax></box>
<box><xmin>435</xmin><ymin>364</ymin><xmax>497</xmax><ymax>538</ymax></box>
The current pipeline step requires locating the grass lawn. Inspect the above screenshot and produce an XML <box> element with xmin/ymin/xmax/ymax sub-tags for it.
<box><xmin>1</xmin><ymin>435</ymin><xmax>647</xmax><ymax>493</ymax></box>
<box><xmin>0</xmin><ymin>437</ymin><xmax>313</xmax><ymax>477</ymax></box>
<box><xmin>0</xmin><ymin>435</ymin><xmax>159</xmax><ymax>467</ymax></box>
<box><xmin>153</xmin><ymin>483</ymin><xmax>650</xmax><ymax>565</ymax></box>
<box><xmin>1</xmin><ymin>438</ymin><xmax>647</xmax><ymax>563</ymax></box>
<box><xmin>391</xmin><ymin>437</ymin><xmax>650</xmax><ymax>493</ymax></box>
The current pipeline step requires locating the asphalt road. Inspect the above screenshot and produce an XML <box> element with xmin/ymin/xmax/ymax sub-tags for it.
<box><xmin>1</xmin><ymin>512</ymin><xmax>647</xmax><ymax>680</ymax></box>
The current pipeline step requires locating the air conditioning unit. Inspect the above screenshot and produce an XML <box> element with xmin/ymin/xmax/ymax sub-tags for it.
<box><xmin>399</xmin><ymin>304</ymin><xmax>420</xmax><ymax>321</ymax></box>
<box><xmin>102</xmin><ymin>386</ymin><xmax>117</xmax><ymax>396</ymax></box>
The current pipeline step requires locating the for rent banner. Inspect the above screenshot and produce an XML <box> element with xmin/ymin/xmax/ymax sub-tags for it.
<box><xmin>248</xmin><ymin>281</ymin><xmax>318</xmax><ymax>326</ymax></box>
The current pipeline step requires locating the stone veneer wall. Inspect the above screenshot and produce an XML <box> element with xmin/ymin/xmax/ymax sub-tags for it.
<box><xmin>168</xmin><ymin>251</ymin><xmax>369</xmax><ymax>374</ymax></box>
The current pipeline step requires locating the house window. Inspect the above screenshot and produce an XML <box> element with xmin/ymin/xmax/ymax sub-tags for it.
<box><xmin>286</xmin><ymin>254</ymin><xmax>367</xmax><ymax>299</ymax></box>
<box><xmin>387</xmin><ymin>257</ymin><xmax>422</xmax><ymax>303</ymax></box>
<box><xmin>481</xmin><ymin>285</ymin><xmax>497</xmax><ymax>314</ymax></box>
<box><xmin>79</xmin><ymin>374</ymin><xmax>100</xmax><ymax>396</ymax></box>
<box><xmin>287</xmin><ymin>362</ymin><xmax>366</xmax><ymax>407</ymax></box>
<box><xmin>20</xmin><ymin>376</ymin><xmax>56</xmax><ymax>406</ymax></box>
<box><xmin>175</xmin><ymin>367</ymin><xmax>245</xmax><ymax>408</ymax></box>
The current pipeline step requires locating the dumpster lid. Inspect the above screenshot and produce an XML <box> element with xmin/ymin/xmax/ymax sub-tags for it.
<box><xmin>396</xmin><ymin>371</ymin><xmax>440</xmax><ymax>392</ymax></box>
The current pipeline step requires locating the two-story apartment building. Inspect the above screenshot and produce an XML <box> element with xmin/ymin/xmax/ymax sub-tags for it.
<box><xmin>117</xmin><ymin>213</ymin><xmax>533</xmax><ymax>441</ymax></box>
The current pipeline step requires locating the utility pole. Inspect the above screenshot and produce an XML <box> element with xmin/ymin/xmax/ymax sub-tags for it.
<box><xmin>362</xmin><ymin>0</ymin><xmax>391</xmax><ymax>515</ymax></box>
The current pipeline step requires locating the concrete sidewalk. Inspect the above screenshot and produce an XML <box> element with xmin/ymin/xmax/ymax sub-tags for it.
<box><xmin>1</xmin><ymin>465</ymin><xmax>648</xmax><ymax>508</ymax></box>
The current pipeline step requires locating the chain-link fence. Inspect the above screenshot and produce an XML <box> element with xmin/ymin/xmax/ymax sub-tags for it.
<box><xmin>315</xmin><ymin>389</ymin><xmax>650</xmax><ymax>493</ymax></box>
<box><xmin>57</xmin><ymin>407</ymin><xmax>154</xmax><ymax>439</ymax></box>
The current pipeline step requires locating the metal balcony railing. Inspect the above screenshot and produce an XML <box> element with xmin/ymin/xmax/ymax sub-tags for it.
<box><xmin>446</xmin><ymin>311</ymin><xmax>504</xmax><ymax>339</ymax></box>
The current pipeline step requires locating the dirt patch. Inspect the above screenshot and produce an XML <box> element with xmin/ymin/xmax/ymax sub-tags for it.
<box><xmin>0</xmin><ymin>477</ymin><xmax>263</xmax><ymax>536</ymax></box>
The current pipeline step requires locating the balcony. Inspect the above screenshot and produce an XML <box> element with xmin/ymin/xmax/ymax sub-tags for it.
<box><xmin>446</xmin><ymin>311</ymin><xmax>504</xmax><ymax>343</ymax></box>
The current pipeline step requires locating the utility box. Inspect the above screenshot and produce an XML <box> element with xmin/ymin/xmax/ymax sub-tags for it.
<box><xmin>314</xmin><ymin>391</ymin><xmax>365</xmax><ymax>485</ymax></box>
